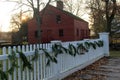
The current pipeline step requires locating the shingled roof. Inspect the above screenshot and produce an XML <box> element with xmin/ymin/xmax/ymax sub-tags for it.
<box><xmin>42</xmin><ymin>4</ymin><xmax>88</xmax><ymax>23</ymax></box>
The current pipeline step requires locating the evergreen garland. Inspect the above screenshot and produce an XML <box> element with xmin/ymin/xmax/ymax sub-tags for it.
<box><xmin>84</xmin><ymin>42</ymin><xmax>90</xmax><ymax>49</ymax></box>
<box><xmin>59</xmin><ymin>45</ymin><xmax>68</xmax><ymax>53</ymax></box>
<box><xmin>31</xmin><ymin>48</ymin><xmax>39</xmax><ymax>61</ymax></box>
<box><xmin>0</xmin><ymin>40</ymin><xmax>104</xmax><ymax>80</ymax></box>
<box><xmin>8</xmin><ymin>50</ymin><xmax>19</xmax><ymax>74</ymax></box>
<box><xmin>0</xmin><ymin>69</ymin><xmax>7</xmax><ymax>80</ymax></box>
<box><xmin>94</xmin><ymin>41</ymin><xmax>101</xmax><ymax>47</ymax></box>
<box><xmin>98</xmin><ymin>40</ymin><xmax>104</xmax><ymax>47</ymax></box>
<box><xmin>77</xmin><ymin>43</ymin><xmax>88</xmax><ymax>54</ymax></box>
<box><xmin>93</xmin><ymin>40</ymin><xmax>104</xmax><ymax>48</ymax></box>
<box><xmin>52</xmin><ymin>44</ymin><xmax>63</xmax><ymax>57</ymax></box>
<box><xmin>17</xmin><ymin>51</ymin><xmax>33</xmax><ymax>71</ymax></box>
<box><xmin>51</xmin><ymin>44</ymin><xmax>68</xmax><ymax>57</ymax></box>
<box><xmin>0</xmin><ymin>64</ymin><xmax>7</xmax><ymax>80</ymax></box>
<box><xmin>89</xmin><ymin>42</ymin><xmax>97</xmax><ymax>49</ymax></box>
<box><xmin>68</xmin><ymin>44</ymin><xmax>77</xmax><ymax>57</ymax></box>
<box><xmin>41</xmin><ymin>49</ymin><xmax>57</xmax><ymax>66</ymax></box>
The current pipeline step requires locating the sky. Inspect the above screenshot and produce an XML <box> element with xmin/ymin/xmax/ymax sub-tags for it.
<box><xmin>0</xmin><ymin>0</ymin><xmax>48</xmax><ymax>32</ymax></box>
<box><xmin>0</xmin><ymin>1</ymin><xmax>17</xmax><ymax>32</ymax></box>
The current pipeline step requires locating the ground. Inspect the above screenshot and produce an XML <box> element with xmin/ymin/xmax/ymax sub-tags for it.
<box><xmin>62</xmin><ymin>57</ymin><xmax>120</xmax><ymax>80</ymax></box>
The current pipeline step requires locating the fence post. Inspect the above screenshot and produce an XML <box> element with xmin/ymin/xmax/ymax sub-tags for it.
<box><xmin>51</xmin><ymin>40</ymin><xmax>61</xmax><ymax>80</ymax></box>
<box><xmin>51</xmin><ymin>40</ymin><xmax>61</xmax><ymax>45</ymax></box>
<box><xmin>99</xmin><ymin>32</ymin><xmax>109</xmax><ymax>57</ymax></box>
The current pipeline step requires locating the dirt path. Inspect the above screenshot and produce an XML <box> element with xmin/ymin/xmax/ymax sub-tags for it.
<box><xmin>62</xmin><ymin>57</ymin><xmax>120</xmax><ymax>80</ymax></box>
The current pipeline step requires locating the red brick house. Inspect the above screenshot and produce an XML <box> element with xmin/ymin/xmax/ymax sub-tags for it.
<box><xmin>28</xmin><ymin>1</ymin><xmax>90</xmax><ymax>44</ymax></box>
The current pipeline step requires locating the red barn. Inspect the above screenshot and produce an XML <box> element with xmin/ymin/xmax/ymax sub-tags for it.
<box><xmin>28</xmin><ymin>1</ymin><xmax>90</xmax><ymax>44</ymax></box>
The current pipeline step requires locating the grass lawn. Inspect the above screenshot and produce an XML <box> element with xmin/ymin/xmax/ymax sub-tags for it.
<box><xmin>110</xmin><ymin>50</ymin><xmax>120</xmax><ymax>57</ymax></box>
<box><xmin>0</xmin><ymin>48</ymin><xmax>2</xmax><ymax>55</ymax></box>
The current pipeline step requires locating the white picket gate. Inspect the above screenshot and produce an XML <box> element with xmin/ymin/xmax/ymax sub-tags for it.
<box><xmin>0</xmin><ymin>33</ymin><xmax>109</xmax><ymax>80</ymax></box>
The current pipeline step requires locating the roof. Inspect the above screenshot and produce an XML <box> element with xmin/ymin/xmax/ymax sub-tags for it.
<box><xmin>42</xmin><ymin>5</ymin><xmax>88</xmax><ymax>23</ymax></box>
<box><xmin>61</xmin><ymin>9</ymin><xmax>88</xmax><ymax>23</ymax></box>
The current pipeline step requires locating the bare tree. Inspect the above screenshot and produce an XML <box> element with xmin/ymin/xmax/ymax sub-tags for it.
<box><xmin>111</xmin><ymin>4</ymin><xmax>120</xmax><ymax>36</ymax></box>
<box><xmin>0</xmin><ymin>25</ymin><xmax>2</xmax><ymax>40</ymax></box>
<box><xmin>10</xmin><ymin>12</ymin><xmax>31</xmax><ymax>44</ymax></box>
<box><xmin>10</xmin><ymin>12</ymin><xmax>26</xmax><ymax>32</ymax></box>
<box><xmin>86</xmin><ymin>0</ymin><xmax>106</xmax><ymax>36</ymax></box>
<box><xmin>63</xmin><ymin>0</ymin><xmax>86</xmax><ymax>17</ymax></box>
<box><xmin>28</xmin><ymin>0</ymin><xmax>51</xmax><ymax>43</ymax></box>
<box><xmin>104</xmin><ymin>0</ymin><xmax>117</xmax><ymax>36</ymax></box>
<box><xmin>6</xmin><ymin>0</ymin><xmax>52</xmax><ymax>43</ymax></box>
<box><xmin>86</xmin><ymin>0</ymin><xmax>118</xmax><ymax>37</ymax></box>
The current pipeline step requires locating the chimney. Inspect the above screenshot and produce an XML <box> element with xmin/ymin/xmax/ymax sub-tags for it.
<box><xmin>57</xmin><ymin>1</ymin><xmax>63</xmax><ymax>10</ymax></box>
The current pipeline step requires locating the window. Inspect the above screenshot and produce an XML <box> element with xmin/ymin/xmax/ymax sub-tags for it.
<box><xmin>80</xmin><ymin>29</ymin><xmax>84</xmax><ymax>39</ymax></box>
<box><xmin>35</xmin><ymin>30</ymin><xmax>38</xmax><ymax>38</ymax></box>
<box><xmin>86</xmin><ymin>30</ymin><xmax>88</xmax><ymax>36</ymax></box>
<box><xmin>35</xmin><ymin>30</ymin><xmax>42</xmax><ymax>38</ymax></box>
<box><xmin>76</xmin><ymin>28</ymin><xmax>79</xmax><ymax>36</ymax></box>
<box><xmin>56</xmin><ymin>15</ymin><xmax>61</xmax><ymax>23</ymax></box>
<box><xmin>59</xmin><ymin>29</ymin><xmax>64</xmax><ymax>37</ymax></box>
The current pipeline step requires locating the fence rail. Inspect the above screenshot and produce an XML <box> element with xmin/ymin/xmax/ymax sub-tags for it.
<box><xmin>0</xmin><ymin>33</ymin><xmax>109</xmax><ymax>80</ymax></box>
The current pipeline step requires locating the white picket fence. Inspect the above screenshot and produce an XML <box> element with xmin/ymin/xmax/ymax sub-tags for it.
<box><xmin>0</xmin><ymin>33</ymin><xmax>109</xmax><ymax>80</ymax></box>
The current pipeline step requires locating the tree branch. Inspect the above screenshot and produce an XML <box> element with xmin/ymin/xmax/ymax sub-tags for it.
<box><xmin>109</xmin><ymin>1</ymin><xmax>117</xmax><ymax>23</ymax></box>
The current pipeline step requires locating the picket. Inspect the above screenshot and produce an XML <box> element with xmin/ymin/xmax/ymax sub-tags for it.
<box><xmin>0</xmin><ymin>33</ymin><xmax>109</xmax><ymax>80</ymax></box>
<box><xmin>17</xmin><ymin>46</ymin><xmax>22</xmax><ymax>80</ymax></box>
<box><xmin>8</xmin><ymin>47</ymin><xmax>12</xmax><ymax>80</ymax></box>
